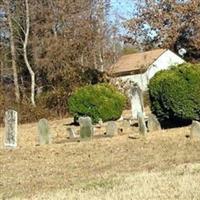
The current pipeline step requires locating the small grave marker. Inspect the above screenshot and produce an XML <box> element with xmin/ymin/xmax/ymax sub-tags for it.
<box><xmin>66</xmin><ymin>127</ymin><xmax>77</xmax><ymax>139</ymax></box>
<box><xmin>137</xmin><ymin>112</ymin><xmax>147</xmax><ymax>135</ymax></box>
<box><xmin>106</xmin><ymin>121</ymin><xmax>118</xmax><ymax>137</ymax></box>
<box><xmin>148</xmin><ymin>114</ymin><xmax>161</xmax><ymax>132</ymax></box>
<box><xmin>38</xmin><ymin>119</ymin><xmax>51</xmax><ymax>145</ymax></box>
<box><xmin>191</xmin><ymin>121</ymin><xmax>200</xmax><ymax>138</ymax></box>
<box><xmin>79</xmin><ymin>117</ymin><xmax>94</xmax><ymax>139</ymax></box>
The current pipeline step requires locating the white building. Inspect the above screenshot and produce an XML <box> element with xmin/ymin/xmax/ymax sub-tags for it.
<box><xmin>110</xmin><ymin>49</ymin><xmax>185</xmax><ymax>91</ymax></box>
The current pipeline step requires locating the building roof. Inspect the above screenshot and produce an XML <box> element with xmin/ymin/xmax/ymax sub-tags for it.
<box><xmin>110</xmin><ymin>49</ymin><xmax>167</xmax><ymax>77</ymax></box>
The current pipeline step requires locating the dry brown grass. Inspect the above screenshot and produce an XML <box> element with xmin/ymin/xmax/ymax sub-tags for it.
<box><xmin>1</xmin><ymin>118</ymin><xmax>200</xmax><ymax>199</ymax></box>
<box><xmin>31</xmin><ymin>163</ymin><xmax>200</xmax><ymax>200</ymax></box>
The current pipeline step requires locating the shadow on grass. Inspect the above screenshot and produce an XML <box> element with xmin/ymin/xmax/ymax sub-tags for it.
<box><xmin>160</xmin><ymin>118</ymin><xmax>192</xmax><ymax>129</ymax></box>
<box><xmin>54</xmin><ymin>134</ymin><xmax>111</xmax><ymax>144</ymax></box>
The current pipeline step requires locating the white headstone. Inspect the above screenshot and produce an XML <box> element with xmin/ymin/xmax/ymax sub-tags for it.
<box><xmin>96</xmin><ymin>118</ymin><xmax>103</xmax><ymax>128</ymax></box>
<box><xmin>67</xmin><ymin>127</ymin><xmax>77</xmax><ymax>139</ymax></box>
<box><xmin>4</xmin><ymin>110</ymin><xmax>18</xmax><ymax>148</ymax></box>
<box><xmin>130</xmin><ymin>84</ymin><xmax>144</xmax><ymax>119</ymax></box>
<box><xmin>106</xmin><ymin>121</ymin><xmax>118</xmax><ymax>137</ymax></box>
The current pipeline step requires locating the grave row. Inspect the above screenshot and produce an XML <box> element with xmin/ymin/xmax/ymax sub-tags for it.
<box><xmin>3</xmin><ymin>109</ymin><xmax>200</xmax><ymax>149</ymax></box>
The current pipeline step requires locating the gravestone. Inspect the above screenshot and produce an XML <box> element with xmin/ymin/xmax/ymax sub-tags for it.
<box><xmin>4</xmin><ymin>110</ymin><xmax>18</xmax><ymax>148</ymax></box>
<box><xmin>130</xmin><ymin>84</ymin><xmax>145</xmax><ymax>120</ymax></box>
<box><xmin>38</xmin><ymin>119</ymin><xmax>51</xmax><ymax>145</ymax></box>
<box><xmin>79</xmin><ymin>117</ymin><xmax>94</xmax><ymax>139</ymax></box>
<box><xmin>96</xmin><ymin>118</ymin><xmax>103</xmax><ymax>128</ymax></box>
<box><xmin>66</xmin><ymin>127</ymin><xmax>77</xmax><ymax>139</ymax></box>
<box><xmin>147</xmin><ymin>114</ymin><xmax>161</xmax><ymax>132</ymax></box>
<box><xmin>98</xmin><ymin>118</ymin><xmax>103</xmax><ymax>126</ymax></box>
<box><xmin>137</xmin><ymin>112</ymin><xmax>147</xmax><ymax>135</ymax></box>
<box><xmin>106</xmin><ymin>121</ymin><xmax>118</xmax><ymax>137</ymax></box>
<box><xmin>190</xmin><ymin>121</ymin><xmax>200</xmax><ymax>138</ymax></box>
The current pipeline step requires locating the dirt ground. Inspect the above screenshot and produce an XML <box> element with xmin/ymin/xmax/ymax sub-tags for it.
<box><xmin>1</xmin><ymin>116</ymin><xmax>200</xmax><ymax>199</ymax></box>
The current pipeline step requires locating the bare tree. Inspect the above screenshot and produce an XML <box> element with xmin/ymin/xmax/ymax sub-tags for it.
<box><xmin>23</xmin><ymin>0</ymin><xmax>35</xmax><ymax>106</ymax></box>
<box><xmin>4</xmin><ymin>0</ymin><xmax>20</xmax><ymax>102</ymax></box>
<box><xmin>1</xmin><ymin>0</ymin><xmax>115</xmax><ymax>106</ymax></box>
<box><xmin>125</xmin><ymin>0</ymin><xmax>200</xmax><ymax>61</ymax></box>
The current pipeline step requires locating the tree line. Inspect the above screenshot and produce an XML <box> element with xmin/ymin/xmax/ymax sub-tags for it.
<box><xmin>0</xmin><ymin>0</ymin><xmax>199</xmax><ymax>121</ymax></box>
<box><xmin>0</xmin><ymin>0</ymin><xmax>119</xmax><ymax>107</ymax></box>
<box><xmin>125</xmin><ymin>0</ymin><xmax>200</xmax><ymax>62</ymax></box>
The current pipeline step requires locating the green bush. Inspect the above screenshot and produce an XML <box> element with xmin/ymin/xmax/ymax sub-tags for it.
<box><xmin>68</xmin><ymin>83</ymin><xmax>126</xmax><ymax>123</ymax></box>
<box><xmin>149</xmin><ymin>63</ymin><xmax>200</xmax><ymax>123</ymax></box>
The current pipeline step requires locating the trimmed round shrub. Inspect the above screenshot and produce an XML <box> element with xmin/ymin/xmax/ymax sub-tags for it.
<box><xmin>68</xmin><ymin>83</ymin><xmax>126</xmax><ymax>123</ymax></box>
<box><xmin>149</xmin><ymin>63</ymin><xmax>200</xmax><ymax>123</ymax></box>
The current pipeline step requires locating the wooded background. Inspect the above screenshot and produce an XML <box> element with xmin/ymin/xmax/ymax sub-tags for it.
<box><xmin>0</xmin><ymin>0</ymin><xmax>199</xmax><ymax>123</ymax></box>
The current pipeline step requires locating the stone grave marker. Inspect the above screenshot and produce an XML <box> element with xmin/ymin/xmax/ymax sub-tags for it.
<box><xmin>38</xmin><ymin>119</ymin><xmax>51</xmax><ymax>145</ymax></box>
<box><xmin>190</xmin><ymin>121</ymin><xmax>200</xmax><ymax>138</ymax></box>
<box><xmin>106</xmin><ymin>121</ymin><xmax>118</xmax><ymax>137</ymax></box>
<box><xmin>66</xmin><ymin>127</ymin><xmax>77</xmax><ymax>139</ymax></box>
<box><xmin>98</xmin><ymin>118</ymin><xmax>103</xmax><ymax>126</ymax></box>
<box><xmin>130</xmin><ymin>84</ymin><xmax>145</xmax><ymax>120</ymax></box>
<box><xmin>147</xmin><ymin>114</ymin><xmax>161</xmax><ymax>132</ymax></box>
<box><xmin>4</xmin><ymin>110</ymin><xmax>18</xmax><ymax>148</ymax></box>
<box><xmin>137</xmin><ymin>112</ymin><xmax>147</xmax><ymax>135</ymax></box>
<box><xmin>79</xmin><ymin>117</ymin><xmax>94</xmax><ymax>139</ymax></box>
<box><xmin>96</xmin><ymin>118</ymin><xmax>103</xmax><ymax>128</ymax></box>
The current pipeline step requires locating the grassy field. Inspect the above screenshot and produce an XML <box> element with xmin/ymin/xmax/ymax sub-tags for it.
<box><xmin>1</xmin><ymin>118</ymin><xmax>200</xmax><ymax>199</ymax></box>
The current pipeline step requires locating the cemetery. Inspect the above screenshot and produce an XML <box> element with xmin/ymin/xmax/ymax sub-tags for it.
<box><xmin>1</xmin><ymin>63</ymin><xmax>200</xmax><ymax>199</ymax></box>
<box><xmin>0</xmin><ymin>0</ymin><xmax>200</xmax><ymax>198</ymax></box>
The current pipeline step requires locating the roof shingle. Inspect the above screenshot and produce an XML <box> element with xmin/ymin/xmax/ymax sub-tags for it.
<box><xmin>110</xmin><ymin>49</ymin><xmax>167</xmax><ymax>76</ymax></box>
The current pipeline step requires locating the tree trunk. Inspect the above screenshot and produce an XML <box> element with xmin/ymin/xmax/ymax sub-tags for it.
<box><xmin>80</xmin><ymin>53</ymin><xmax>84</xmax><ymax>66</ymax></box>
<box><xmin>6</xmin><ymin>1</ymin><xmax>20</xmax><ymax>103</ymax></box>
<box><xmin>98</xmin><ymin>48</ymin><xmax>104</xmax><ymax>72</ymax></box>
<box><xmin>24</xmin><ymin>0</ymin><xmax>36</xmax><ymax>106</ymax></box>
<box><xmin>97</xmin><ymin>0</ymin><xmax>105</xmax><ymax>72</ymax></box>
<box><xmin>49</xmin><ymin>0</ymin><xmax>58</xmax><ymax>38</ymax></box>
<box><xmin>93</xmin><ymin>50</ymin><xmax>97</xmax><ymax>69</ymax></box>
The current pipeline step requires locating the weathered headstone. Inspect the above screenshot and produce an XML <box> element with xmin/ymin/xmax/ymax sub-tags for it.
<box><xmin>79</xmin><ymin>117</ymin><xmax>94</xmax><ymax>139</ymax></box>
<box><xmin>66</xmin><ymin>127</ymin><xmax>77</xmax><ymax>139</ymax></box>
<box><xmin>98</xmin><ymin>118</ymin><xmax>103</xmax><ymax>126</ymax></box>
<box><xmin>38</xmin><ymin>119</ymin><xmax>51</xmax><ymax>145</ymax></box>
<box><xmin>4</xmin><ymin>110</ymin><xmax>18</xmax><ymax>148</ymax></box>
<box><xmin>130</xmin><ymin>84</ymin><xmax>145</xmax><ymax>120</ymax></box>
<box><xmin>147</xmin><ymin>114</ymin><xmax>161</xmax><ymax>132</ymax></box>
<box><xmin>96</xmin><ymin>118</ymin><xmax>103</xmax><ymax>128</ymax></box>
<box><xmin>137</xmin><ymin>112</ymin><xmax>147</xmax><ymax>135</ymax></box>
<box><xmin>190</xmin><ymin>121</ymin><xmax>200</xmax><ymax>138</ymax></box>
<box><xmin>106</xmin><ymin>121</ymin><xmax>118</xmax><ymax>137</ymax></box>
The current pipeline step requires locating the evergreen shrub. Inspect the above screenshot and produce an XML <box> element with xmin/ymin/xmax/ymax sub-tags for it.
<box><xmin>68</xmin><ymin>83</ymin><xmax>126</xmax><ymax>123</ymax></box>
<box><xmin>149</xmin><ymin>63</ymin><xmax>200</xmax><ymax>123</ymax></box>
